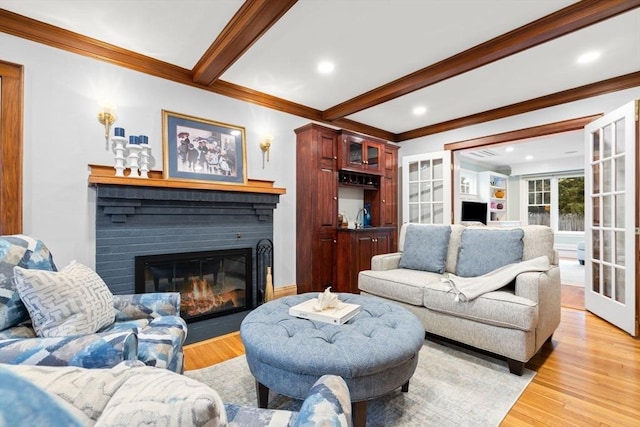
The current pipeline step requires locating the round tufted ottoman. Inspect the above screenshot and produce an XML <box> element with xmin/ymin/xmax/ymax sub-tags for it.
<box><xmin>240</xmin><ymin>293</ymin><xmax>424</xmax><ymax>427</ymax></box>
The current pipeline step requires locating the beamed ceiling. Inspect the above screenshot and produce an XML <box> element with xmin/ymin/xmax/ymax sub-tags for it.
<box><xmin>0</xmin><ymin>0</ymin><xmax>639</xmax><ymax>144</ymax></box>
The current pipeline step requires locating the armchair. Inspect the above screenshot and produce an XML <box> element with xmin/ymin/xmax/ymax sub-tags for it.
<box><xmin>0</xmin><ymin>235</ymin><xmax>187</xmax><ymax>372</ymax></box>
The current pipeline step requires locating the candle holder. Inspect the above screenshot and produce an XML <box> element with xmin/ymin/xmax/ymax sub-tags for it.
<box><xmin>139</xmin><ymin>143</ymin><xmax>151</xmax><ymax>178</ymax></box>
<box><xmin>111</xmin><ymin>136</ymin><xmax>128</xmax><ymax>177</ymax></box>
<box><xmin>126</xmin><ymin>143</ymin><xmax>142</xmax><ymax>178</ymax></box>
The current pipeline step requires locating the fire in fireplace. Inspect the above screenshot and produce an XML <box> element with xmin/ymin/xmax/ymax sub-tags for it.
<box><xmin>135</xmin><ymin>248</ymin><xmax>253</xmax><ymax>323</ymax></box>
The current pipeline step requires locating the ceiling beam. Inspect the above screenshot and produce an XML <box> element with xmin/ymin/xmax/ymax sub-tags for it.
<box><xmin>396</xmin><ymin>71</ymin><xmax>640</xmax><ymax>142</ymax></box>
<box><xmin>0</xmin><ymin>8</ymin><xmax>393</xmax><ymax>141</ymax></box>
<box><xmin>322</xmin><ymin>0</ymin><xmax>640</xmax><ymax>121</ymax></box>
<box><xmin>443</xmin><ymin>114</ymin><xmax>603</xmax><ymax>152</ymax></box>
<box><xmin>192</xmin><ymin>0</ymin><xmax>298</xmax><ymax>86</ymax></box>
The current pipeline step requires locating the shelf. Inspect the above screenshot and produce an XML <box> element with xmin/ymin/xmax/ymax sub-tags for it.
<box><xmin>338</xmin><ymin>171</ymin><xmax>380</xmax><ymax>189</ymax></box>
<box><xmin>88</xmin><ymin>164</ymin><xmax>286</xmax><ymax>195</ymax></box>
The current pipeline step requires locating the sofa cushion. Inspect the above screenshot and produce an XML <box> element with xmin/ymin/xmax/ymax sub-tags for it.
<box><xmin>455</xmin><ymin>228</ymin><xmax>524</xmax><ymax>277</ymax></box>
<box><xmin>422</xmin><ymin>283</ymin><xmax>538</xmax><ymax>331</ymax></box>
<box><xmin>0</xmin><ymin>235</ymin><xmax>57</xmax><ymax>330</ymax></box>
<box><xmin>13</xmin><ymin>261</ymin><xmax>116</xmax><ymax>337</ymax></box>
<box><xmin>521</xmin><ymin>225</ymin><xmax>555</xmax><ymax>262</ymax></box>
<box><xmin>399</xmin><ymin>224</ymin><xmax>451</xmax><ymax>273</ymax></box>
<box><xmin>358</xmin><ymin>269</ymin><xmax>443</xmax><ymax>306</ymax></box>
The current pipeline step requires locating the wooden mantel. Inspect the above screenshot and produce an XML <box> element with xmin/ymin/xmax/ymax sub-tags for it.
<box><xmin>88</xmin><ymin>164</ymin><xmax>286</xmax><ymax>195</ymax></box>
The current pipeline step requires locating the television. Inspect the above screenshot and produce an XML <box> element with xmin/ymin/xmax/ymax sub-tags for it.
<box><xmin>461</xmin><ymin>201</ymin><xmax>488</xmax><ymax>225</ymax></box>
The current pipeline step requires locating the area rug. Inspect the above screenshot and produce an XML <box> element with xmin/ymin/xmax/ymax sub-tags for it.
<box><xmin>185</xmin><ymin>339</ymin><xmax>535</xmax><ymax>426</ymax></box>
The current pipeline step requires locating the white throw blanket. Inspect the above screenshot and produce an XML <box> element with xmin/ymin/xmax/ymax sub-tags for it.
<box><xmin>442</xmin><ymin>256</ymin><xmax>551</xmax><ymax>302</ymax></box>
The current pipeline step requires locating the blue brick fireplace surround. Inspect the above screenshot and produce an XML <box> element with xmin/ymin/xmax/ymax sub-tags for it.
<box><xmin>93</xmin><ymin>184</ymin><xmax>280</xmax><ymax>344</ymax></box>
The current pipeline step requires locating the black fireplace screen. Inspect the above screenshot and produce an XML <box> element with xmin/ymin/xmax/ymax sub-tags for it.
<box><xmin>135</xmin><ymin>248</ymin><xmax>253</xmax><ymax>323</ymax></box>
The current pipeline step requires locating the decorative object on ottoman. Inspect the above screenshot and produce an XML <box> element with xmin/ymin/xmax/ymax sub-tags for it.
<box><xmin>241</xmin><ymin>293</ymin><xmax>424</xmax><ymax>427</ymax></box>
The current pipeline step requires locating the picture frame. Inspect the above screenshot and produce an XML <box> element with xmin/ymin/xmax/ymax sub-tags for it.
<box><xmin>162</xmin><ymin>110</ymin><xmax>247</xmax><ymax>185</ymax></box>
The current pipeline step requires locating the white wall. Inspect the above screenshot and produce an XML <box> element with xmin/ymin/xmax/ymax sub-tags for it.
<box><xmin>1</xmin><ymin>33</ymin><xmax>310</xmax><ymax>288</ymax></box>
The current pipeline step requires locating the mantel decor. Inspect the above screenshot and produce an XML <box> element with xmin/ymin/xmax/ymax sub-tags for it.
<box><xmin>162</xmin><ymin>110</ymin><xmax>247</xmax><ymax>185</ymax></box>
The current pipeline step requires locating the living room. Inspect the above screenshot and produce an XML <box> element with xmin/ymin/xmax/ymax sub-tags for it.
<box><xmin>1</xmin><ymin>1</ymin><xmax>639</xmax><ymax>426</ymax></box>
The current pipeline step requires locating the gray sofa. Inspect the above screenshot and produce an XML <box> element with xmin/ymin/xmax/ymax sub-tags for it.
<box><xmin>358</xmin><ymin>223</ymin><xmax>561</xmax><ymax>375</ymax></box>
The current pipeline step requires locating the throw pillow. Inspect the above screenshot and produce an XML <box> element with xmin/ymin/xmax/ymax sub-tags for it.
<box><xmin>0</xmin><ymin>235</ymin><xmax>57</xmax><ymax>330</ymax></box>
<box><xmin>13</xmin><ymin>261</ymin><xmax>116</xmax><ymax>337</ymax></box>
<box><xmin>455</xmin><ymin>228</ymin><xmax>524</xmax><ymax>277</ymax></box>
<box><xmin>399</xmin><ymin>224</ymin><xmax>451</xmax><ymax>273</ymax></box>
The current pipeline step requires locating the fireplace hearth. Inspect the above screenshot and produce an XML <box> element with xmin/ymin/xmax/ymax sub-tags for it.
<box><xmin>135</xmin><ymin>248</ymin><xmax>253</xmax><ymax>324</ymax></box>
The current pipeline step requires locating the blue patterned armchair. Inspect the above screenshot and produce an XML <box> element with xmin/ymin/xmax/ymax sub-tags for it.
<box><xmin>0</xmin><ymin>235</ymin><xmax>187</xmax><ymax>373</ymax></box>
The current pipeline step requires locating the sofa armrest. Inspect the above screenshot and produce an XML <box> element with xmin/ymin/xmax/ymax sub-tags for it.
<box><xmin>0</xmin><ymin>330</ymin><xmax>138</xmax><ymax>368</ymax></box>
<box><xmin>294</xmin><ymin>375</ymin><xmax>352</xmax><ymax>427</ymax></box>
<box><xmin>113</xmin><ymin>293</ymin><xmax>180</xmax><ymax>321</ymax></box>
<box><xmin>371</xmin><ymin>252</ymin><xmax>402</xmax><ymax>271</ymax></box>
<box><xmin>515</xmin><ymin>266</ymin><xmax>561</xmax><ymax>348</ymax></box>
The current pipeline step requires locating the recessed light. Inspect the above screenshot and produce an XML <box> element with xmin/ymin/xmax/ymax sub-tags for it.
<box><xmin>505</xmin><ymin>147</ymin><xmax>514</xmax><ymax>152</ymax></box>
<box><xmin>317</xmin><ymin>61</ymin><xmax>335</xmax><ymax>74</ymax></box>
<box><xmin>525</xmin><ymin>155</ymin><xmax>533</xmax><ymax>161</ymax></box>
<box><xmin>412</xmin><ymin>106</ymin><xmax>427</xmax><ymax>115</ymax></box>
<box><xmin>577</xmin><ymin>50</ymin><xmax>601</xmax><ymax>65</ymax></box>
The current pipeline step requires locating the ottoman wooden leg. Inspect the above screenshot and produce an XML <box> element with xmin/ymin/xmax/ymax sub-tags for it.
<box><xmin>256</xmin><ymin>381</ymin><xmax>269</xmax><ymax>408</ymax></box>
<box><xmin>401</xmin><ymin>380</ymin><xmax>409</xmax><ymax>392</ymax></box>
<box><xmin>352</xmin><ymin>401</ymin><xmax>367</xmax><ymax>427</ymax></box>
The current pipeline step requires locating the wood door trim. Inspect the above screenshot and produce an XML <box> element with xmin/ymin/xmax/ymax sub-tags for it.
<box><xmin>443</xmin><ymin>114</ymin><xmax>603</xmax><ymax>151</ymax></box>
<box><xmin>0</xmin><ymin>60</ymin><xmax>23</xmax><ymax>234</ymax></box>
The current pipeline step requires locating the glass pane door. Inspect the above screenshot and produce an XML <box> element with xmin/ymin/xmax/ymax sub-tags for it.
<box><xmin>584</xmin><ymin>100</ymin><xmax>637</xmax><ymax>336</ymax></box>
<box><xmin>402</xmin><ymin>151</ymin><xmax>451</xmax><ymax>225</ymax></box>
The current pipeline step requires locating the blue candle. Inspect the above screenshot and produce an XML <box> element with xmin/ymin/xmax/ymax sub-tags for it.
<box><xmin>114</xmin><ymin>127</ymin><xmax>125</xmax><ymax>137</ymax></box>
<box><xmin>129</xmin><ymin>135</ymin><xmax>139</xmax><ymax>144</ymax></box>
<box><xmin>138</xmin><ymin>135</ymin><xmax>148</xmax><ymax>144</ymax></box>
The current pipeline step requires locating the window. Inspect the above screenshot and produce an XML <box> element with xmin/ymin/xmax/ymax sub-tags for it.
<box><xmin>558</xmin><ymin>177</ymin><xmax>585</xmax><ymax>231</ymax></box>
<box><xmin>525</xmin><ymin>175</ymin><xmax>584</xmax><ymax>232</ymax></box>
<box><xmin>527</xmin><ymin>179</ymin><xmax>550</xmax><ymax>226</ymax></box>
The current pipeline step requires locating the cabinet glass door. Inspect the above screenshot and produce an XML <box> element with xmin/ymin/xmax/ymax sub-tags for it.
<box><xmin>348</xmin><ymin>141</ymin><xmax>363</xmax><ymax>166</ymax></box>
<box><xmin>366</xmin><ymin>144</ymin><xmax>379</xmax><ymax>168</ymax></box>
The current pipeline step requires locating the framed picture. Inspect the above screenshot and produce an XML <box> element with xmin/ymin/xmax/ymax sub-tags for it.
<box><xmin>162</xmin><ymin>110</ymin><xmax>247</xmax><ymax>185</ymax></box>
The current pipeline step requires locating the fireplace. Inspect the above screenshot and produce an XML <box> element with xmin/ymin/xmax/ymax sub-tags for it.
<box><xmin>91</xmin><ymin>175</ymin><xmax>282</xmax><ymax>344</ymax></box>
<box><xmin>135</xmin><ymin>248</ymin><xmax>254</xmax><ymax>324</ymax></box>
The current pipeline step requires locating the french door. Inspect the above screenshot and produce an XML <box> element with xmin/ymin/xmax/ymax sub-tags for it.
<box><xmin>584</xmin><ymin>100</ymin><xmax>638</xmax><ymax>336</ymax></box>
<box><xmin>402</xmin><ymin>151</ymin><xmax>451</xmax><ymax>225</ymax></box>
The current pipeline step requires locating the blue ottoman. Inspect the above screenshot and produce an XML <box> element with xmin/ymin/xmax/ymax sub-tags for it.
<box><xmin>240</xmin><ymin>293</ymin><xmax>424</xmax><ymax>427</ymax></box>
<box><xmin>577</xmin><ymin>241</ymin><xmax>585</xmax><ymax>265</ymax></box>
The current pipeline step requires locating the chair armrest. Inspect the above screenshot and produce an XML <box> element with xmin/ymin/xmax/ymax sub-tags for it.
<box><xmin>294</xmin><ymin>375</ymin><xmax>352</xmax><ymax>427</ymax></box>
<box><xmin>113</xmin><ymin>293</ymin><xmax>180</xmax><ymax>321</ymax></box>
<box><xmin>515</xmin><ymin>266</ymin><xmax>561</xmax><ymax>348</ymax></box>
<box><xmin>371</xmin><ymin>252</ymin><xmax>402</xmax><ymax>271</ymax></box>
<box><xmin>0</xmin><ymin>330</ymin><xmax>137</xmax><ymax>368</ymax></box>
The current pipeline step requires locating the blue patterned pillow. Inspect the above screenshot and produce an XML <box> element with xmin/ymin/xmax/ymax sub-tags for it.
<box><xmin>455</xmin><ymin>228</ymin><xmax>524</xmax><ymax>277</ymax></box>
<box><xmin>0</xmin><ymin>235</ymin><xmax>57</xmax><ymax>330</ymax></box>
<box><xmin>399</xmin><ymin>225</ymin><xmax>451</xmax><ymax>273</ymax></box>
<box><xmin>0</xmin><ymin>365</ymin><xmax>83</xmax><ymax>426</ymax></box>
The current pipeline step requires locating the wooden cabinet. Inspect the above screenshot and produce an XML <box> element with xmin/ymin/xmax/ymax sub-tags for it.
<box><xmin>338</xmin><ymin>131</ymin><xmax>385</xmax><ymax>175</ymax></box>
<box><xmin>336</xmin><ymin>228</ymin><xmax>394</xmax><ymax>294</ymax></box>
<box><xmin>296</xmin><ymin>123</ymin><xmax>398</xmax><ymax>294</ymax></box>
<box><xmin>296</xmin><ymin>124</ymin><xmax>338</xmax><ymax>294</ymax></box>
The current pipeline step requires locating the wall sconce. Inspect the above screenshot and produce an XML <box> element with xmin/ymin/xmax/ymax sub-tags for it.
<box><xmin>97</xmin><ymin>107</ymin><xmax>116</xmax><ymax>147</ymax></box>
<box><xmin>260</xmin><ymin>136</ymin><xmax>272</xmax><ymax>168</ymax></box>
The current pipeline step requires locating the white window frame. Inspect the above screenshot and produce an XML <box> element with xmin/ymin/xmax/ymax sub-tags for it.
<box><xmin>520</xmin><ymin>172</ymin><xmax>585</xmax><ymax>234</ymax></box>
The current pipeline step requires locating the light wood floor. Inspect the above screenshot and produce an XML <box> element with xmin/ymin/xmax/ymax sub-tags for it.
<box><xmin>184</xmin><ymin>290</ymin><xmax>639</xmax><ymax>426</ymax></box>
